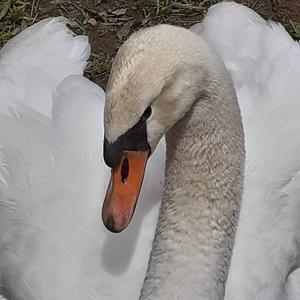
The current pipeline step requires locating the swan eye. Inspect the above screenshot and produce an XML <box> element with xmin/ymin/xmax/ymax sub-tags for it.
<box><xmin>141</xmin><ymin>106</ymin><xmax>152</xmax><ymax>121</ymax></box>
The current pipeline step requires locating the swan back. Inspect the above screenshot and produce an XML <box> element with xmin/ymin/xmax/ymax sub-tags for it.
<box><xmin>0</xmin><ymin>18</ymin><xmax>90</xmax><ymax>117</ymax></box>
<box><xmin>0</xmin><ymin>18</ymin><xmax>165</xmax><ymax>299</ymax></box>
<box><xmin>193</xmin><ymin>3</ymin><xmax>300</xmax><ymax>299</ymax></box>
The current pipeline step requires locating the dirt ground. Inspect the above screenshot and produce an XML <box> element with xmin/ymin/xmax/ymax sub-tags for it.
<box><xmin>1</xmin><ymin>0</ymin><xmax>300</xmax><ymax>88</ymax></box>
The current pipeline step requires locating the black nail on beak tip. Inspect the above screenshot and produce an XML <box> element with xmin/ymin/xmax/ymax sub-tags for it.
<box><xmin>104</xmin><ymin>216</ymin><xmax>121</xmax><ymax>233</ymax></box>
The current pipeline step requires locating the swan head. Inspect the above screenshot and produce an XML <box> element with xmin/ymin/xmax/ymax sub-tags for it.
<box><xmin>102</xmin><ymin>24</ymin><xmax>212</xmax><ymax>232</ymax></box>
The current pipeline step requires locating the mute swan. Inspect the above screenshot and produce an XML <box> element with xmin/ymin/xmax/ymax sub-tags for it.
<box><xmin>102</xmin><ymin>8</ymin><xmax>245</xmax><ymax>300</ymax></box>
<box><xmin>0</xmin><ymin>2</ymin><xmax>300</xmax><ymax>300</ymax></box>
<box><xmin>102</xmin><ymin>2</ymin><xmax>300</xmax><ymax>300</ymax></box>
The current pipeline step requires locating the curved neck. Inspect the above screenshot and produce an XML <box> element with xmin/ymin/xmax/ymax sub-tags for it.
<box><xmin>140</xmin><ymin>70</ymin><xmax>245</xmax><ymax>299</ymax></box>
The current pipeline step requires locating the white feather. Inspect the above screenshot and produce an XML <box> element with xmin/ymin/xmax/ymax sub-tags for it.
<box><xmin>192</xmin><ymin>2</ymin><xmax>300</xmax><ymax>299</ymax></box>
<box><xmin>0</xmin><ymin>18</ymin><xmax>165</xmax><ymax>299</ymax></box>
<box><xmin>0</xmin><ymin>17</ymin><xmax>90</xmax><ymax>117</ymax></box>
<box><xmin>1</xmin><ymin>2</ymin><xmax>300</xmax><ymax>299</ymax></box>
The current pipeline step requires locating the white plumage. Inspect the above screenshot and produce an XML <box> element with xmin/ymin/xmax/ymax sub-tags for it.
<box><xmin>0</xmin><ymin>18</ymin><xmax>165</xmax><ymax>299</ymax></box>
<box><xmin>192</xmin><ymin>3</ymin><xmax>300</xmax><ymax>299</ymax></box>
<box><xmin>0</xmin><ymin>2</ymin><xmax>300</xmax><ymax>299</ymax></box>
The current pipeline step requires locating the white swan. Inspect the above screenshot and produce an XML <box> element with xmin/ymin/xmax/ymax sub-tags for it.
<box><xmin>0</xmin><ymin>2</ymin><xmax>300</xmax><ymax>300</ymax></box>
<box><xmin>103</xmin><ymin>18</ymin><xmax>245</xmax><ymax>300</ymax></box>
<box><xmin>103</xmin><ymin>2</ymin><xmax>300</xmax><ymax>299</ymax></box>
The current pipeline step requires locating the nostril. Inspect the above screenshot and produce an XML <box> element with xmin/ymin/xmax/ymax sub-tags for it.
<box><xmin>121</xmin><ymin>157</ymin><xmax>129</xmax><ymax>183</ymax></box>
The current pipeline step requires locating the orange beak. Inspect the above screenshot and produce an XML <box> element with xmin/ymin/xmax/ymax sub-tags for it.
<box><xmin>102</xmin><ymin>150</ymin><xmax>149</xmax><ymax>233</ymax></box>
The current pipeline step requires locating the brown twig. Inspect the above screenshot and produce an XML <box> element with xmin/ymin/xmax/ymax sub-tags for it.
<box><xmin>170</xmin><ymin>2</ymin><xmax>206</xmax><ymax>11</ymax></box>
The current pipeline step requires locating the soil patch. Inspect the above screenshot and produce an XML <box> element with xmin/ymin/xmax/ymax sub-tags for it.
<box><xmin>1</xmin><ymin>0</ymin><xmax>299</xmax><ymax>88</ymax></box>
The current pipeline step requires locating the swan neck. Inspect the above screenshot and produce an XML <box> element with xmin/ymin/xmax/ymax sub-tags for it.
<box><xmin>141</xmin><ymin>75</ymin><xmax>245</xmax><ymax>299</ymax></box>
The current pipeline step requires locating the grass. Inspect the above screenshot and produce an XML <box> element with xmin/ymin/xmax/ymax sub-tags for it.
<box><xmin>0</xmin><ymin>0</ymin><xmax>35</xmax><ymax>48</ymax></box>
<box><xmin>135</xmin><ymin>0</ymin><xmax>213</xmax><ymax>26</ymax></box>
<box><xmin>291</xmin><ymin>20</ymin><xmax>300</xmax><ymax>38</ymax></box>
<box><xmin>85</xmin><ymin>52</ymin><xmax>112</xmax><ymax>81</ymax></box>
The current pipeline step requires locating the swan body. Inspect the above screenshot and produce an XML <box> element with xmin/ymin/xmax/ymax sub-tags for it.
<box><xmin>104</xmin><ymin>22</ymin><xmax>244</xmax><ymax>299</ymax></box>
<box><xmin>0</xmin><ymin>2</ymin><xmax>300</xmax><ymax>300</ymax></box>
<box><xmin>0</xmin><ymin>18</ymin><xmax>165</xmax><ymax>299</ymax></box>
<box><xmin>104</xmin><ymin>2</ymin><xmax>300</xmax><ymax>299</ymax></box>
